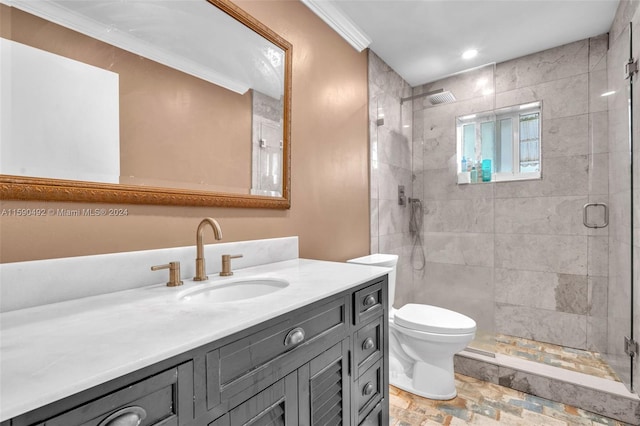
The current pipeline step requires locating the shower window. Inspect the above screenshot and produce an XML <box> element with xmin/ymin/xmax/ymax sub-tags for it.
<box><xmin>456</xmin><ymin>101</ymin><xmax>541</xmax><ymax>183</ymax></box>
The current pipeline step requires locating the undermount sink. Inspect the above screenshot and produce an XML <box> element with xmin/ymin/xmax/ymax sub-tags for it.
<box><xmin>178</xmin><ymin>278</ymin><xmax>289</xmax><ymax>303</ymax></box>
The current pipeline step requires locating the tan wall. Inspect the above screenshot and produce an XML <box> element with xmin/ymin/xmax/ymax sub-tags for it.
<box><xmin>0</xmin><ymin>0</ymin><xmax>370</xmax><ymax>263</ymax></box>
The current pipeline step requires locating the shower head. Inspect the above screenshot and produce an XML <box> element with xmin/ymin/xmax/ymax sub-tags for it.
<box><xmin>426</xmin><ymin>90</ymin><xmax>456</xmax><ymax>105</ymax></box>
<box><xmin>400</xmin><ymin>88</ymin><xmax>456</xmax><ymax>106</ymax></box>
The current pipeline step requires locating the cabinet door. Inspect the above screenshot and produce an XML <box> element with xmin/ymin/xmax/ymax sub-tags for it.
<box><xmin>298</xmin><ymin>340</ymin><xmax>350</xmax><ymax>426</ymax></box>
<box><xmin>228</xmin><ymin>372</ymin><xmax>297</xmax><ymax>426</ymax></box>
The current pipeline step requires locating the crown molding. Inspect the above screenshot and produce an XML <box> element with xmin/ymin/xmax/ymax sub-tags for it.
<box><xmin>301</xmin><ymin>0</ymin><xmax>371</xmax><ymax>52</ymax></box>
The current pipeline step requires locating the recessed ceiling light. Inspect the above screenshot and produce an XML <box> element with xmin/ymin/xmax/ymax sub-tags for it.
<box><xmin>462</xmin><ymin>49</ymin><xmax>478</xmax><ymax>60</ymax></box>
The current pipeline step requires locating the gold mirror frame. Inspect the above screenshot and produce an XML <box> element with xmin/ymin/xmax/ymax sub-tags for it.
<box><xmin>0</xmin><ymin>0</ymin><xmax>292</xmax><ymax>209</ymax></box>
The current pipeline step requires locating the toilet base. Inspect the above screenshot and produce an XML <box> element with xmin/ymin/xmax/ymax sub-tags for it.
<box><xmin>390</xmin><ymin>369</ymin><xmax>457</xmax><ymax>400</ymax></box>
<box><xmin>389</xmin><ymin>355</ymin><xmax>458</xmax><ymax>400</ymax></box>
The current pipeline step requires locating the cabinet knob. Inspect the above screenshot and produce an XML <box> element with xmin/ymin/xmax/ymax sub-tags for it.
<box><xmin>284</xmin><ymin>327</ymin><xmax>305</xmax><ymax>346</ymax></box>
<box><xmin>362</xmin><ymin>382</ymin><xmax>375</xmax><ymax>396</ymax></box>
<box><xmin>362</xmin><ymin>337</ymin><xmax>375</xmax><ymax>351</ymax></box>
<box><xmin>363</xmin><ymin>295</ymin><xmax>376</xmax><ymax>307</ymax></box>
<box><xmin>98</xmin><ymin>406</ymin><xmax>147</xmax><ymax>426</ymax></box>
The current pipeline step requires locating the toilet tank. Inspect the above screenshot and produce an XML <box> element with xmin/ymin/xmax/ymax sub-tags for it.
<box><xmin>347</xmin><ymin>254</ymin><xmax>398</xmax><ymax>308</ymax></box>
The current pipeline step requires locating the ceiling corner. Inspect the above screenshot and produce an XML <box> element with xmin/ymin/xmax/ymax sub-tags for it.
<box><xmin>301</xmin><ymin>0</ymin><xmax>371</xmax><ymax>52</ymax></box>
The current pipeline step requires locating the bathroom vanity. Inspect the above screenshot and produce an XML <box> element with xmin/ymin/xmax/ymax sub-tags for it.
<box><xmin>0</xmin><ymin>238</ymin><xmax>390</xmax><ymax>426</ymax></box>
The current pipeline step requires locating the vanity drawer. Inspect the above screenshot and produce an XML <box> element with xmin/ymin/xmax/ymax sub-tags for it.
<box><xmin>359</xmin><ymin>401</ymin><xmax>383</xmax><ymax>426</ymax></box>
<box><xmin>354</xmin><ymin>316</ymin><xmax>383</xmax><ymax>376</ymax></box>
<box><xmin>38</xmin><ymin>362</ymin><xmax>194</xmax><ymax>426</ymax></box>
<box><xmin>208</xmin><ymin>295</ymin><xmax>348</xmax><ymax>408</ymax></box>
<box><xmin>356</xmin><ymin>359</ymin><xmax>383</xmax><ymax>424</ymax></box>
<box><xmin>353</xmin><ymin>279</ymin><xmax>385</xmax><ymax>326</ymax></box>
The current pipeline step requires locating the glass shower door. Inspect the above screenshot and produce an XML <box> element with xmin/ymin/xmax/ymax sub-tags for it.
<box><xmin>600</xmin><ymin>21</ymin><xmax>636</xmax><ymax>391</ymax></box>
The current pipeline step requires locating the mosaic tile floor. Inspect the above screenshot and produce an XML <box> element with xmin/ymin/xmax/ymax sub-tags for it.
<box><xmin>469</xmin><ymin>332</ymin><xmax>621</xmax><ymax>381</ymax></box>
<box><xmin>389</xmin><ymin>374</ymin><xmax>632</xmax><ymax>425</ymax></box>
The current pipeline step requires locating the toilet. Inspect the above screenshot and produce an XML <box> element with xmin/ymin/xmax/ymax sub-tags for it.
<box><xmin>347</xmin><ymin>253</ymin><xmax>476</xmax><ymax>400</ymax></box>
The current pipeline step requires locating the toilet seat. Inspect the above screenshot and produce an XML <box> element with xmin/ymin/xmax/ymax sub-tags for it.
<box><xmin>394</xmin><ymin>304</ymin><xmax>476</xmax><ymax>334</ymax></box>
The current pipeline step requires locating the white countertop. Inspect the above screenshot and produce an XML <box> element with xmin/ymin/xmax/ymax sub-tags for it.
<box><xmin>0</xmin><ymin>258</ymin><xmax>389</xmax><ymax>421</ymax></box>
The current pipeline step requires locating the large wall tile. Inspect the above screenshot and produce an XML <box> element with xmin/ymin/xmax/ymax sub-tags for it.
<box><xmin>496</xmin><ymin>303</ymin><xmax>587</xmax><ymax>348</ymax></box>
<box><xmin>496</xmin><ymin>39</ymin><xmax>588</xmax><ymax>93</ymax></box>
<box><xmin>495</xmin><ymin>268</ymin><xmax>588</xmax><ymax>315</ymax></box>
<box><xmin>414</xmin><ymin>269</ymin><xmax>494</xmax><ymax>332</ymax></box>
<box><xmin>370</xmin><ymin>198</ymin><xmax>379</xmax><ymax>238</ymax></box>
<box><xmin>589</xmin><ymin>33</ymin><xmax>609</xmax><ymax>72</ymax></box>
<box><xmin>494</xmin><ymin>155</ymin><xmax>589</xmax><ymax>198</ymax></box>
<box><xmin>423</xmin><ymin>232</ymin><xmax>494</xmax><ymax>267</ymax></box>
<box><xmin>496</xmin><ymin>73</ymin><xmax>589</xmax><ymax>120</ymax></box>
<box><xmin>494</xmin><ymin>196</ymin><xmax>587</xmax><ymax>235</ymax></box>
<box><xmin>423</xmin><ymin>198</ymin><xmax>494</xmax><ymax>233</ymax></box>
<box><xmin>377</xmin><ymin>122</ymin><xmax>411</xmax><ymax>170</ymax></box>
<box><xmin>377</xmin><ymin>199</ymin><xmax>410</xmax><ymax>236</ymax></box>
<box><xmin>495</xmin><ymin>234</ymin><xmax>587</xmax><ymax>275</ymax></box>
<box><xmin>543</xmin><ymin>114</ymin><xmax>589</xmax><ymax>158</ymax></box>
<box><xmin>421</xmin><ymin>136</ymin><xmax>456</xmax><ymax>171</ymax></box>
<box><xmin>590</xmin><ymin>110</ymin><xmax>609</xmax><ymax>155</ymax></box>
<box><xmin>588</xmin><ymin>276</ymin><xmax>609</xmax><ymax>318</ymax></box>
<box><xmin>589</xmin><ymin>67</ymin><xmax>609</xmax><ymax>113</ymax></box>
<box><xmin>588</xmin><ymin>235</ymin><xmax>609</xmax><ymax>277</ymax></box>
<box><xmin>376</xmin><ymin>162</ymin><xmax>412</xmax><ymax>201</ymax></box>
<box><xmin>586</xmin><ymin>315</ymin><xmax>607</xmax><ymax>352</ymax></box>
<box><xmin>589</xmin><ymin>153</ymin><xmax>610</xmax><ymax>196</ymax></box>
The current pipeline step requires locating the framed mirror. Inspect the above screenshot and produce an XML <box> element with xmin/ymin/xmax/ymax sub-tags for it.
<box><xmin>0</xmin><ymin>0</ymin><xmax>292</xmax><ymax>209</ymax></box>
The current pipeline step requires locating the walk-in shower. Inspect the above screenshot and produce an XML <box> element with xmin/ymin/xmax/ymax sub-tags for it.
<box><xmin>368</xmin><ymin>11</ymin><xmax>638</xmax><ymax>419</ymax></box>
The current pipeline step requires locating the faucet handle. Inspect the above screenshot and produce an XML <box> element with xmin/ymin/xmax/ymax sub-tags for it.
<box><xmin>220</xmin><ymin>254</ymin><xmax>243</xmax><ymax>276</ymax></box>
<box><xmin>151</xmin><ymin>261</ymin><xmax>184</xmax><ymax>287</ymax></box>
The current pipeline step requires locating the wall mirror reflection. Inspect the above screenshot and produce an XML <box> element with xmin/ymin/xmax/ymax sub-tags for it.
<box><xmin>0</xmin><ymin>0</ymin><xmax>291</xmax><ymax>208</ymax></box>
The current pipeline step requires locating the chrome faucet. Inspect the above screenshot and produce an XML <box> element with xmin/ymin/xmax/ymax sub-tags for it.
<box><xmin>193</xmin><ymin>217</ymin><xmax>223</xmax><ymax>281</ymax></box>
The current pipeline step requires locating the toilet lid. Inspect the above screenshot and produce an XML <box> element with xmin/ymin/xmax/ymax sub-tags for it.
<box><xmin>394</xmin><ymin>304</ymin><xmax>476</xmax><ymax>334</ymax></box>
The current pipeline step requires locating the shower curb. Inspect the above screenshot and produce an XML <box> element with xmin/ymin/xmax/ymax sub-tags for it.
<box><xmin>454</xmin><ymin>350</ymin><xmax>640</xmax><ymax>425</ymax></box>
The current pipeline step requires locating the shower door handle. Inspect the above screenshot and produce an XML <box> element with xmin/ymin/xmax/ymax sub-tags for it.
<box><xmin>583</xmin><ymin>203</ymin><xmax>609</xmax><ymax>229</ymax></box>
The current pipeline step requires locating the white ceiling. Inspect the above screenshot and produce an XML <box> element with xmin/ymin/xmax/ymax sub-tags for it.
<box><xmin>4</xmin><ymin>0</ymin><xmax>286</xmax><ymax>98</ymax></box>
<box><xmin>303</xmin><ymin>0</ymin><xmax>620</xmax><ymax>86</ymax></box>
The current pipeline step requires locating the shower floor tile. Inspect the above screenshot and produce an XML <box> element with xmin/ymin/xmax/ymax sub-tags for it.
<box><xmin>469</xmin><ymin>332</ymin><xmax>621</xmax><ymax>381</ymax></box>
<box><xmin>389</xmin><ymin>374</ymin><xmax>631</xmax><ymax>425</ymax></box>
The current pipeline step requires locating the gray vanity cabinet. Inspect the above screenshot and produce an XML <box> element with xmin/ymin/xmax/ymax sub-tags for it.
<box><xmin>6</xmin><ymin>276</ymin><xmax>388</xmax><ymax>426</ymax></box>
<box><xmin>350</xmin><ymin>279</ymin><xmax>387</xmax><ymax>425</ymax></box>
<box><xmin>26</xmin><ymin>362</ymin><xmax>195</xmax><ymax>426</ymax></box>
<box><xmin>298</xmin><ymin>340</ymin><xmax>351</xmax><ymax>424</ymax></box>
<box><xmin>207</xmin><ymin>372</ymin><xmax>298</xmax><ymax>426</ymax></box>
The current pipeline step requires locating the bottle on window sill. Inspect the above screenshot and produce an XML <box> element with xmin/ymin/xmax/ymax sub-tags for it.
<box><xmin>470</xmin><ymin>166</ymin><xmax>478</xmax><ymax>183</ymax></box>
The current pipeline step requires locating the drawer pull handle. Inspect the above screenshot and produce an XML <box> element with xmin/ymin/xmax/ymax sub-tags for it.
<box><xmin>362</xmin><ymin>337</ymin><xmax>375</xmax><ymax>351</ymax></box>
<box><xmin>99</xmin><ymin>406</ymin><xmax>147</xmax><ymax>426</ymax></box>
<box><xmin>284</xmin><ymin>327</ymin><xmax>305</xmax><ymax>346</ymax></box>
<box><xmin>363</xmin><ymin>295</ymin><xmax>376</xmax><ymax>307</ymax></box>
<box><xmin>363</xmin><ymin>382</ymin><xmax>375</xmax><ymax>396</ymax></box>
